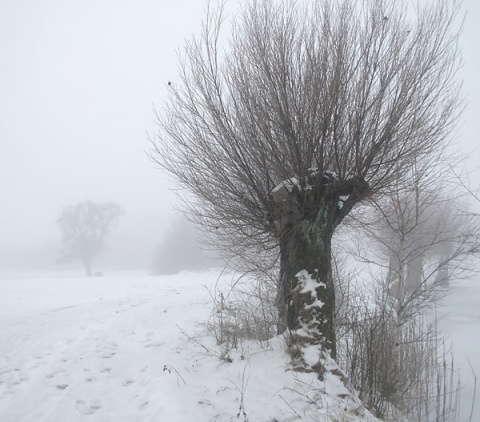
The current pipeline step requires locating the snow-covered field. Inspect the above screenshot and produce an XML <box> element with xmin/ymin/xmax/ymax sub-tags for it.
<box><xmin>0</xmin><ymin>269</ymin><xmax>478</xmax><ymax>421</ymax></box>
<box><xmin>0</xmin><ymin>269</ymin><xmax>379</xmax><ymax>422</ymax></box>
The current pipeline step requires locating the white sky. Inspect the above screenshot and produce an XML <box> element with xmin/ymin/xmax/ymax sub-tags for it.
<box><xmin>0</xmin><ymin>0</ymin><xmax>479</xmax><ymax>269</ymax></box>
<box><xmin>0</xmin><ymin>0</ymin><xmax>212</xmax><ymax>268</ymax></box>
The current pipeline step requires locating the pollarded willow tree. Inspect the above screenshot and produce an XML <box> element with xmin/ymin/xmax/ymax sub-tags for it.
<box><xmin>151</xmin><ymin>0</ymin><xmax>463</xmax><ymax>374</ymax></box>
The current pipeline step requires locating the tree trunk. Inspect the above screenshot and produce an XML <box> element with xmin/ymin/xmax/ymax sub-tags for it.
<box><xmin>407</xmin><ymin>253</ymin><xmax>423</xmax><ymax>293</ymax></box>
<box><xmin>82</xmin><ymin>255</ymin><xmax>93</xmax><ymax>277</ymax></box>
<box><xmin>271</xmin><ymin>173</ymin><xmax>369</xmax><ymax>376</ymax></box>
<box><xmin>278</xmin><ymin>214</ymin><xmax>336</xmax><ymax>372</ymax></box>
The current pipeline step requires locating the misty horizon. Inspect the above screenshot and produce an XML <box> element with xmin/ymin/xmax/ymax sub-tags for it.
<box><xmin>1</xmin><ymin>0</ymin><xmax>479</xmax><ymax>274</ymax></box>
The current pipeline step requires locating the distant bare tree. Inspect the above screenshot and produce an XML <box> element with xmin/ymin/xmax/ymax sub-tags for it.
<box><xmin>335</xmin><ymin>160</ymin><xmax>480</xmax><ymax>419</ymax></box>
<box><xmin>57</xmin><ymin>200</ymin><xmax>124</xmax><ymax>276</ymax></box>
<box><xmin>352</xmin><ymin>163</ymin><xmax>480</xmax><ymax>332</ymax></box>
<box><xmin>150</xmin><ymin>0</ymin><xmax>463</xmax><ymax>375</ymax></box>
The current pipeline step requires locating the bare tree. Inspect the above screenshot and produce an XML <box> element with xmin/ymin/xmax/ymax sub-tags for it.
<box><xmin>351</xmin><ymin>163</ymin><xmax>480</xmax><ymax>335</ymax></box>
<box><xmin>57</xmin><ymin>200</ymin><xmax>124</xmax><ymax>276</ymax></box>
<box><xmin>150</xmin><ymin>0</ymin><xmax>463</xmax><ymax>374</ymax></box>
<box><xmin>334</xmin><ymin>160</ymin><xmax>479</xmax><ymax>419</ymax></box>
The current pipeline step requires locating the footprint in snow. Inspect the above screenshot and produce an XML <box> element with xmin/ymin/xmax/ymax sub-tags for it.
<box><xmin>2</xmin><ymin>368</ymin><xmax>29</xmax><ymax>387</ymax></box>
<box><xmin>97</xmin><ymin>341</ymin><xmax>118</xmax><ymax>359</ymax></box>
<box><xmin>76</xmin><ymin>398</ymin><xmax>102</xmax><ymax>415</ymax></box>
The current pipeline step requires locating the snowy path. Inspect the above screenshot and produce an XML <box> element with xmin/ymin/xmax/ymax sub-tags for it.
<box><xmin>3</xmin><ymin>270</ymin><xmax>477</xmax><ymax>421</ymax></box>
<box><xmin>0</xmin><ymin>273</ymin><xmax>223</xmax><ymax>421</ymax></box>
<box><xmin>3</xmin><ymin>271</ymin><xmax>374</xmax><ymax>422</ymax></box>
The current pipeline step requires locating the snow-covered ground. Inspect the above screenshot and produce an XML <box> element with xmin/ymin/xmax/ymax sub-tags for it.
<box><xmin>0</xmin><ymin>269</ymin><xmax>380</xmax><ymax>422</ymax></box>
<box><xmin>438</xmin><ymin>277</ymin><xmax>480</xmax><ymax>422</ymax></box>
<box><xmin>0</xmin><ymin>269</ymin><xmax>477</xmax><ymax>421</ymax></box>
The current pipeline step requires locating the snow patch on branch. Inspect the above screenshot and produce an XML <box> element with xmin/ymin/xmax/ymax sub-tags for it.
<box><xmin>271</xmin><ymin>177</ymin><xmax>301</xmax><ymax>194</ymax></box>
<box><xmin>271</xmin><ymin>170</ymin><xmax>339</xmax><ymax>197</ymax></box>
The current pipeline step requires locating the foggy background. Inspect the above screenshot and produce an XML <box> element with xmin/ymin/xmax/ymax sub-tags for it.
<box><xmin>1</xmin><ymin>0</ymin><xmax>479</xmax><ymax>274</ymax></box>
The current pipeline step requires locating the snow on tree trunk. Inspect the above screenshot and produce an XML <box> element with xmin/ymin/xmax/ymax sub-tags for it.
<box><xmin>279</xmin><ymin>219</ymin><xmax>336</xmax><ymax>358</ymax></box>
<box><xmin>271</xmin><ymin>172</ymin><xmax>369</xmax><ymax>376</ymax></box>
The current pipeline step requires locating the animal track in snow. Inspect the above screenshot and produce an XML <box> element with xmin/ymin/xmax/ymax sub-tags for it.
<box><xmin>97</xmin><ymin>341</ymin><xmax>118</xmax><ymax>359</ymax></box>
<box><xmin>0</xmin><ymin>367</ymin><xmax>30</xmax><ymax>400</ymax></box>
<box><xmin>75</xmin><ymin>398</ymin><xmax>102</xmax><ymax>415</ymax></box>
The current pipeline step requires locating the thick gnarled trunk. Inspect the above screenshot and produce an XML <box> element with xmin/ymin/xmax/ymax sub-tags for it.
<box><xmin>271</xmin><ymin>173</ymin><xmax>369</xmax><ymax>375</ymax></box>
<box><xmin>279</xmin><ymin>220</ymin><xmax>336</xmax><ymax>361</ymax></box>
<box><xmin>277</xmin><ymin>211</ymin><xmax>337</xmax><ymax>376</ymax></box>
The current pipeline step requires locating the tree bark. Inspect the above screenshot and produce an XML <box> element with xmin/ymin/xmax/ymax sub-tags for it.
<box><xmin>407</xmin><ymin>254</ymin><xmax>423</xmax><ymax>293</ymax></box>
<box><xmin>279</xmin><ymin>219</ymin><xmax>336</xmax><ymax>361</ymax></box>
<box><xmin>271</xmin><ymin>173</ymin><xmax>369</xmax><ymax>375</ymax></box>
